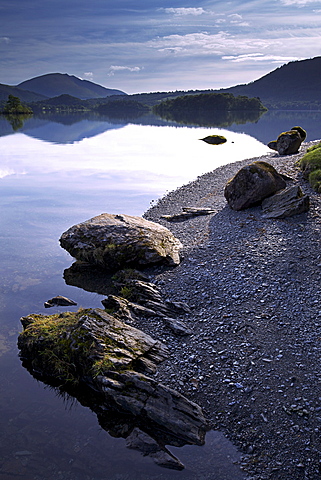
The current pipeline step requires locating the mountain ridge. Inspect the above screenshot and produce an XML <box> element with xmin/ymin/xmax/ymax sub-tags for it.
<box><xmin>17</xmin><ymin>73</ymin><xmax>126</xmax><ymax>99</ymax></box>
<box><xmin>218</xmin><ymin>56</ymin><xmax>321</xmax><ymax>107</ymax></box>
<box><xmin>1</xmin><ymin>57</ymin><xmax>321</xmax><ymax>109</ymax></box>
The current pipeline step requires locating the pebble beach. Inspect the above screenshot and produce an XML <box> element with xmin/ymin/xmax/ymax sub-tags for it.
<box><xmin>140</xmin><ymin>140</ymin><xmax>321</xmax><ymax>479</ymax></box>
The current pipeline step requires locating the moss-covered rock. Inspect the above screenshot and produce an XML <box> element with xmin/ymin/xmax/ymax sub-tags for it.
<box><xmin>18</xmin><ymin>308</ymin><xmax>209</xmax><ymax>469</ymax></box>
<box><xmin>200</xmin><ymin>135</ymin><xmax>227</xmax><ymax>145</ymax></box>
<box><xmin>224</xmin><ymin>161</ymin><xmax>287</xmax><ymax>210</ymax></box>
<box><xmin>18</xmin><ymin>308</ymin><xmax>168</xmax><ymax>385</ymax></box>
<box><xmin>267</xmin><ymin>126</ymin><xmax>306</xmax><ymax>155</ymax></box>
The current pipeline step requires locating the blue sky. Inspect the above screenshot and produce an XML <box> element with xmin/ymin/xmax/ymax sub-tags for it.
<box><xmin>1</xmin><ymin>0</ymin><xmax>321</xmax><ymax>93</ymax></box>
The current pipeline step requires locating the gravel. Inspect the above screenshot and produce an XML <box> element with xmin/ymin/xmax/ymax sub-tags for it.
<box><xmin>138</xmin><ymin>141</ymin><xmax>321</xmax><ymax>480</ymax></box>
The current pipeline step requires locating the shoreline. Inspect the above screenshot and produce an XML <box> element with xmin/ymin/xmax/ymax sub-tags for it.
<box><xmin>139</xmin><ymin>140</ymin><xmax>321</xmax><ymax>479</ymax></box>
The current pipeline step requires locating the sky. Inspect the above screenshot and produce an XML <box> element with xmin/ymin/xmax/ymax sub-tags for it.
<box><xmin>1</xmin><ymin>0</ymin><xmax>321</xmax><ymax>94</ymax></box>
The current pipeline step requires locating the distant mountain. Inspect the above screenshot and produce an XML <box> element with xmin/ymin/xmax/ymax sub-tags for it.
<box><xmin>0</xmin><ymin>83</ymin><xmax>47</xmax><ymax>103</ymax></box>
<box><xmin>219</xmin><ymin>57</ymin><xmax>321</xmax><ymax>108</ymax></box>
<box><xmin>39</xmin><ymin>94</ymin><xmax>87</xmax><ymax>106</ymax></box>
<box><xmin>17</xmin><ymin>73</ymin><xmax>126</xmax><ymax>99</ymax></box>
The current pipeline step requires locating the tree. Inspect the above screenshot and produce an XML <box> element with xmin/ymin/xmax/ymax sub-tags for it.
<box><xmin>3</xmin><ymin>95</ymin><xmax>33</xmax><ymax>114</ymax></box>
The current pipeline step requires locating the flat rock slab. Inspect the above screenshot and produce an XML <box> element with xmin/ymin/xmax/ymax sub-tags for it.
<box><xmin>60</xmin><ymin>213</ymin><xmax>182</xmax><ymax>271</ymax></box>
<box><xmin>262</xmin><ymin>185</ymin><xmax>310</xmax><ymax>218</ymax></box>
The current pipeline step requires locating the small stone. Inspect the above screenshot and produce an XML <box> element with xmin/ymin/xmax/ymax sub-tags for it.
<box><xmin>44</xmin><ymin>296</ymin><xmax>77</xmax><ymax>308</ymax></box>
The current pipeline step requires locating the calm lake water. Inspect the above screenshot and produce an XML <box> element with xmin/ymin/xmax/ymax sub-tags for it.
<box><xmin>1</xmin><ymin>110</ymin><xmax>320</xmax><ymax>479</ymax></box>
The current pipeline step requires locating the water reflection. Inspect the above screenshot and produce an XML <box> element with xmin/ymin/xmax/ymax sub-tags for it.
<box><xmin>0</xmin><ymin>112</ymin><xmax>317</xmax><ymax>479</ymax></box>
<box><xmin>3</xmin><ymin>113</ymin><xmax>33</xmax><ymax>131</ymax></box>
<box><xmin>2</xmin><ymin>109</ymin><xmax>320</xmax><ymax>146</ymax></box>
<box><xmin>153</xmin><ymin>108</ymin><xmax>266</xmax><ymax>128</ymax></box>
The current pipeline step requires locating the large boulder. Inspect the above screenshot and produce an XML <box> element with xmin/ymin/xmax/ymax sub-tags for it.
<box><xmin>60</xmin><ymin>213</ymin><xmax>182</xmax><ymax>271</ymax></box>
<box><xmin>261</xmin><ymin>185</ymin><xmax>310</xmax><ymax>218</ymax></box>
<box><xmin>268</xmin><ymin>126</ymin><xmax>306</xmax><ymax>155</ymax></box>
<box><xmin>224</xmin><ymin>161</ymin><xmax>287</xmax><ymax>210</ymax></box>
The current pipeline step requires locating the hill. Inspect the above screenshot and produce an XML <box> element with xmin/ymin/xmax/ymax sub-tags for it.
<box><xmin>17</xmin><ymin>73</ymin><xmax>126</xmax><ymax>99</ymax></box>
<box><xmin>0</xmin><ymin>83</ymin><xmax>47</xmax><ymax>103</ymax></box>
<box><xmin>220</xmin><ymin>57</ymin><xmax>321</xmax><ymax>109</ymax></box>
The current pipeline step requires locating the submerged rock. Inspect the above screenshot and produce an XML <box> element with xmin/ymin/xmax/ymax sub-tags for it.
<box><xmin>224</xmin><ymin>161</ymin><xmax>287</xmax><ymax>210</ymax></box>
<box><xmin>18</xmin><ymin>308</ymin><xmax>208</xmax><ymax>469</ymax></box>
<box><xmin>59</xmin><ymin>213</ymin><xmax>182</xmax><ymax>271</ymax></box>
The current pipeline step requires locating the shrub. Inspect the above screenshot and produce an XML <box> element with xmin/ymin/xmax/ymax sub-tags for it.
<box><xmin>298</xmin><ymin>144</ymin><xmax>321</xmax><ymax>192</ymax></box>
<box><xmin>299</xmin><ymin>148</ymin><xmax>321</xmax><ymax>175</ymax></box>
<box><xmin>307</xmin><ymin>141</ymin><xmax>321</xmax><ymax>153</ymax></box>
<box><xmin>309</xmin><ymin>169</ymin><xmax>321</xmax><ymax>193</ymax></box>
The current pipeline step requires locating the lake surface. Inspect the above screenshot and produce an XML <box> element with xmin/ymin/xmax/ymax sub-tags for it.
<box><xmin>1</xmin><ymin>110</ymin><xmax>320</xmax><ymax>479</ymax></box>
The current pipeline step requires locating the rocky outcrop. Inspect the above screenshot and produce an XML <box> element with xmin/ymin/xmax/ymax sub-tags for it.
<box><xmin>261</xmin><ymin>185</ymin><xmax>310</xmax><ymax>218</ymax></box>
<box><xmin>224</xmin><ymin>161</ymin><xmax>287</xmax><ymax>210</ymax></box>
<box><xmin>200</xmin><ymin>135</ymin><xmax>227</xmax><ymax>145</ymax></box>
<box><xmin>59</xmin><ymin>213</ymin><xmax>182</xmax><ymax>271</ymax></box>
<box><xmin>101</xmin><ymin>276</ymin><xmax>192</xmax><ymax>335</ymax></box>
<box><xmin>268</xmin><ymin>126</ymin><xmax>306</xmax><ymax>155</ymax></box>
<box><xmin>18</xmin><ymin>308</ymin><xmax>208</xmax><ymax>469</ymax></box>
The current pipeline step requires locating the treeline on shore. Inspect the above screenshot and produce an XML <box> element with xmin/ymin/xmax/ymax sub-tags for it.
<box><xmin>0</xmin><ymin>91</ymin><xmax>268</xmax><ymax>126</ymax></box>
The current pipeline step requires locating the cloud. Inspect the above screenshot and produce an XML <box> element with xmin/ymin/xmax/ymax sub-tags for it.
<box><xmin>163</xmin><ymin>8</ymin><xmax>206</xmax><ymax>16</ymax></box>
<box><xmin>108</xmin><ymin>65</ymin><xmax>141</xmax><ymax>76</ymax></box>
<box><xmin>228</xmin><ymin>14</ymin><xmax>243</xmax><ymax>20</ymax></box>
<box><xmin>84</xmin><ymin>72</ymin><xmax>94</xmax><ymax>80</ymax></box>
<box><xmin>280</xmin><ymin>0</ymin><xmax>320</xmax><ymax>5</ymax></box>
<box><xmin>148</xmin><ymin>32</ymin><xmax>282</xmax><ymax>57</ymax></box>
<box><xmin>222</xmin><ymin>53</ymin><xmax>300</xmax><ymax>63</ymax></box>
<box><xmin>0</xmin><ymin>36</ymin><xmax>10</xmax><ymax>44</ymax></box>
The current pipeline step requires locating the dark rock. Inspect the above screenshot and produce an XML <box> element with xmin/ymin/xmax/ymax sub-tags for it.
<box><xmin>162</xmin><ymin>207</ymin><xmax>217</xmax><ymax>221</ymax></box>
<box><xmin>163</xmin><ymin>317</ymin><xmax>193</xmax><ymax>336</ymax></box>
<box><xmin>100</xmin><ymin>369</ymin><xmax>208</xmax><ymax>445</ymax></box>
<box><xmin>261</xmin><ymin>185</ymin><xmax>310</xmax><ymax>218</ymax></box>
<box><xmin>101</xmin><ymin>278</ymin><xmax>192</xmax><ymax>331</ymax></box>
<box><xmin>101</xmin><ymin>295</ymin><xmax>157</xmax><ymax>322</ymax></box>
<box><xmin>224</xmin><ymin>161</ymin><xmax>287</xmax><ymax>210</ymax></box>
<box><xmin>268</xmin><ymin>126</ymin><xmax>306</xmax><ymax>155</ymax></box>
<box><xmin>267</xmin><ymin>140</ymin><xmax>277</xmax><ymax>151</ymax></box>
<box><xmin>59</xmin><ymin>213</ymin><xmax>182</xmax><ymax>271</ymax></box>
<box><xmin>200</xmin><ymin>135</ymin><xmax>227</xmax><ymax>145</ymax></box>
<box><xmin>44</xmin><ymin>295</ymin><xmax>77</xmax><ymax>308</ymax></box>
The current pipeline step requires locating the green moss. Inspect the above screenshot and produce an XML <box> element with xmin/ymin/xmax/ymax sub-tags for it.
<box><xmin>92</xmin><ymin>357</ymin><xmax>116</xmax><ymax>376</ymax></box>
<box><xmin>119</xmin><ymin>286</ymin><xmax>133</xmax><ymax>299</ymax></box>
<box><xmin>291</xmin><ymin>126</ymin><xmax>307</xmax><ymax>140</ymax></box>
<box><xmin>309</xmin><ymin>169</ymin><xmax>321</xmax><ymax>193</ymax></box>
<box><xmin>248</xmin><ymin>161</ymin><xmax>278</xmax><ymax>176</ymax></box>
<box><xmin>298</xmin><ymin>146</ymin><xmax>321</xmax><ymax>192</ymax></box>
<box><xmin>19</xmin><ymin>309</ymin><xmax>134</xmax><ymax>386</ymax></box>
<box><xmin>307</xmin><ymin>142</ymin><xmax>321</xmax><ymax>153</ymax></box>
